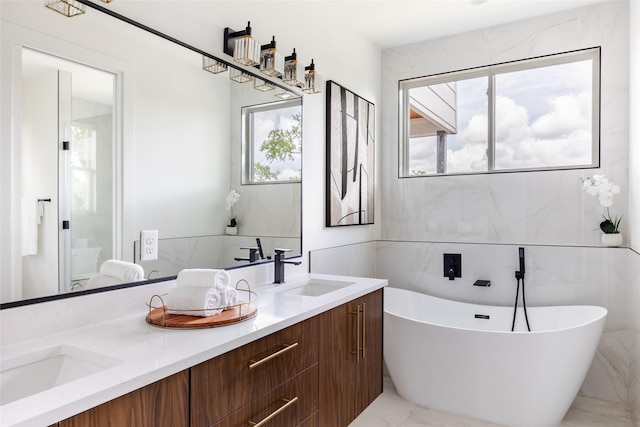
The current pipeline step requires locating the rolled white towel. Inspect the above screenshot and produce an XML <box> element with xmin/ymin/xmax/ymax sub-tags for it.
<box><xmin>176</xmin><ymin>269</ymin><xmax>231</xmax><ymax>291</ymax></box>
<box><xmin>100</xmin><ymin>260</ymin><xmax>144</xmax><ymax>282</ymax></box>
<box><xmin>86</xmin><ymin>274</ymin><xmax>123</xmax><ymax>289</ymax></box>
<box><xmin>221</xmin><ymin>287</ymin><xmax>239</xmax><ymax>309</ymax></box>
<box><xmin>165</xmin><ymin>287</ymin><xmax>221</xmax><ymax>317</ymax></box>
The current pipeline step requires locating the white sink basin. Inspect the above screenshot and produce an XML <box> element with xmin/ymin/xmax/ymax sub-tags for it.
<box><xmin>0</xmin><ymin>345</ymin><xmax>122</xmax><ymax>405</ymax></box>
<box><xmin>277</xmin><ymin>278</ymin><xmax>355</xmax><ymax>297</ymax></box>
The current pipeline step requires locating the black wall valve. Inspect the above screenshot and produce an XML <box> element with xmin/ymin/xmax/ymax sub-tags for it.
<box><xmin>443</xmin><ymin>253</ymin><xmax>461</xmax><ymax>280</ymax></box>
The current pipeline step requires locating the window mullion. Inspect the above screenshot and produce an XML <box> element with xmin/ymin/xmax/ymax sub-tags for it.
<box><xmin>436</xmin><ymin>130</ymin><xmax>446</xmax><ymax>174</ymax></box>
<box><xmin>487</xmin><ymin>74</ymin><xmax>495</xmax><ymax>172</ymax></box>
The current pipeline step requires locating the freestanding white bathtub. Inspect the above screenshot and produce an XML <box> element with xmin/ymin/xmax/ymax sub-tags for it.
<box><xmin>383</xmin><ymin>287</ymin><xmax>607</xmax><ymax>427</ymax></box>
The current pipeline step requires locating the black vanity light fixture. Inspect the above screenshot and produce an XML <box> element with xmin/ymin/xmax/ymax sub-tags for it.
<box><xmin>302</xmin><ymin>59</ymin><xmax>322</xmax><ymax>94</ymax></box>
<box><xmin>229</xmin><ymin>68</ymin><xmax>254</xmax><ymax>83</ymax></box>
<box><xmin>202</xmin><ymin>57</ymin><xmax>229</xmax><ymax>75</ymax></box>
<box><xmin>254</xmin><ymin>78</ymin><xmax>276</xmax><ymax>92</ymax></box>
<box><xmin>223</xmin><ymin>21</ymin><xmax>322</xmax><ymax>95</ymax></box>
<box><xmin>259</xmin><ymin>36</ymin><xmax>285</xmax><ymax>78</ymax></box>
<box><xmin>224</xmin><ymin>21</ymin><xmax>261</xmax><ymax>67</ymax></box>
<box><xmin>282</xmin><ymin>48</ymin><xmax>304</xmax><ymax>88</ymax></box>
<box><xmin>44</xmin><ymin>0</ymin><xmax>111</xmax><ymax>15</ymax></box>
<box><xmin>44</xmin><ymin>0</ymin><xmax>86</xmax><ymax>17</ymax></box>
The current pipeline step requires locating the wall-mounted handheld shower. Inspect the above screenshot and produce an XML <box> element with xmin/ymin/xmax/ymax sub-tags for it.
<box><xmin>512</xmin><ymin>247</ymin><xmax>531</xmax><ymax>332</ymax></box>
<box><xmin>256</xmin><ymin>238</ymin><xmax>264</xmax><ymax>259</ymax></box>
<box><xmin>516</xmin><ymin>246</ymin><xmax>525</xmax><ymax>279</ymax></box>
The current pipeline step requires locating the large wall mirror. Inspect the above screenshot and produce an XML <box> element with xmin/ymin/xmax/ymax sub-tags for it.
<box><xmin>0</xmin><ymin>1</ymin><xmax>302</xmax><ymax>307</ymax></box>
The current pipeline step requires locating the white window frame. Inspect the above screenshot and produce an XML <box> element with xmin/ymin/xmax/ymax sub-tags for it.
<box><xmin>398</xmin><ymin>47</ymin><xmax>601</xmax><ymax>177</ymax></box>
<box><xmin>241</xmin><ymin>98</ymin><xmax>302</xmax><ymax>184</ymax></box>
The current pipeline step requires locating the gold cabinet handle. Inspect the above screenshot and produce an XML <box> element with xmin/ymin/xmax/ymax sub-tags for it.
<box><xmin>248</xmin><ymin>342</ymin><xmax>299</xmax><ymax>369</ymax></box>
<box><xmin>248</xmin><ymin>396</ymin><xmax>298</xmax><ymax>427</ymax></box>
<box><xmin>350</xmin><ymin>305</ymin><xmax>363</xmax><ymax>363</ymax></box>
<box><xmin>362</xmin><ymin>302</ymin><xmax>366</xmax><ymax>360</ymax></box>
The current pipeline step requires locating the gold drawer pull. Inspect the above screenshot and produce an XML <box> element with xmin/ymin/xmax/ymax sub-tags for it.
<box><xmin>350</xmin><ymin>305</ymin><xmax>362</xmax><ymax>362</ymax></box>
<box><xmin>362</xmin><ymin>302</ymin><xmax>366</xmax><ymax>360</ymax></box>
<box><xmin>248</xmin><ymin>396</ymin><xmax>298</xmax><ymax>427</ymax></box>
<box><xmin>248</xmin><ymin>342</ymin><xmax>299</xmax><ymax>369</ymax></box>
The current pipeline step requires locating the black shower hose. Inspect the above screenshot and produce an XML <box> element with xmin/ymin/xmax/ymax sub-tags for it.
<box><xmin>511</xmin><ymin>276</ymin><xmax>531</xmax><ymax>332</ymax></box>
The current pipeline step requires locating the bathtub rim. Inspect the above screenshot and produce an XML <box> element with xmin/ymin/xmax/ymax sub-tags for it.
<box><xmin>383</xmin><ymin>286</ymin><xmax>608</xmax><ymax>335</ymax></box>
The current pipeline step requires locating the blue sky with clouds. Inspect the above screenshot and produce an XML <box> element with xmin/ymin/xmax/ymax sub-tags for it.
<box><xmin>409</xmin><ymin>59</ymin><xmax>593</xmax><ymax>174</ymax></box>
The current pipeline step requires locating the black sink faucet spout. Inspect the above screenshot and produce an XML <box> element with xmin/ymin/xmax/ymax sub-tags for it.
<box><xmin>274</xmin><ymin>248</ymin><xmax>302</xmax><ymax>284</ymax></box>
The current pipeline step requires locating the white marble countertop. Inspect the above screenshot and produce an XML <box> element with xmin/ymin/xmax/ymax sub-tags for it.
<box><xmin>0</xmin><ymin>273</ymin><xmax>387</xmax><ymax>427</ymax></box>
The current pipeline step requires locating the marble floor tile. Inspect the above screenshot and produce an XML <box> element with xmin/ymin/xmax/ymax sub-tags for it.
<box><xmin>350</xmin><ymin>378</ymin><xmax>632</xmax><ymax>427</ymax></box>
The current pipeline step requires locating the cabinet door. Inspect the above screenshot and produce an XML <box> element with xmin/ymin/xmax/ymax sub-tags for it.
<box><xmin>59</xmin><ymin>370</ymin><xmax>189</xmax><ymax>427</ymax></box>
<box><xmin>355</xmin><ymin>289</ymin><xmax>383</xmax><ymax>415</ymax></box>
<box><xmin>318</xmin><ymin>289</ymin><xmax>383</xmax><ymax>426</ymax></box>
<box><xmin>191</xmin><ymin>316</ymin><xmax>319</xmax><ymax>427</ymax></box>
<box><xmin>318</xmin><ymin>298</ymin><xmax>358</xmax><ymax>426</ymax></box>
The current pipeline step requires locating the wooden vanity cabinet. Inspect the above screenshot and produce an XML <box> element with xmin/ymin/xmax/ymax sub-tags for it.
<box><xmin>58</xmin><ymin>370</ymin><xmax>189</xmax><ymax>427</ymax></box>
<box><xmin>318</xmin><ymin>289</ymin><xmax>383</xmax><ymax>426</ymax></box>
<box><xmin>190</xmin><ymin>316</ymin><xmax>319</xmax><ymax>427</ymax></box>
<box><xmin>53</xmin><ymin>288</ymin><xmax>383</xmax><ymax>427</ymax></box>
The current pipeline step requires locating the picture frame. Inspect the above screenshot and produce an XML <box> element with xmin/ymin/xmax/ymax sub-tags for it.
<box><xmin>325</xmin><ymin>80</ymin><xmax>375</xmax><ymax>227</ymax></box>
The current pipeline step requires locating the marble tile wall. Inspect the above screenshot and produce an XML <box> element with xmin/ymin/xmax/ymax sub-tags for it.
<box><xmin>367</xmin><ymin>0</ymin><xmax>635</xmax><ymax>418</ymax></box>
<box><xmin>135</xmin><ymin>234</ymin><xmax>300</xmax><ymax>278</ymax></box>
<box><xmin>627</xmin><ymin>249</ymin><xmax>640</xmax><ymax>424</ymax></box>
<box><xmin>380</xmin><ymin>2</ymin><xmax>629</xmax><ymax>248</ymax></box>
<box><xmin>309</xmin><ymin>241</ymin><xmax>377</xmax><ymax>278</ymax></box>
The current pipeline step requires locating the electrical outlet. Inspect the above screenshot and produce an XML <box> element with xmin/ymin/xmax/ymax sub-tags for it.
<box><xmin>140</xmin><ymin>230</ymin><xmax>158</xmax><ymax>261</ymax></box>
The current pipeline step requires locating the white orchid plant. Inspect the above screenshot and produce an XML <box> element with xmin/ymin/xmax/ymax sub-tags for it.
<box><xmin>579</xmin><ymin>174</ymin><xmax>622</xmax><ymax>234</ymax></box>
<box><xmin>225</xmin><ymin>190</ymin><xmax>241</xmax><ymax>227</ymax></box>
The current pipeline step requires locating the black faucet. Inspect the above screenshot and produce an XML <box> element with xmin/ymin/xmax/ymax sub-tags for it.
<box><xmin>273</xmin><ymin>248</ymin><xmax>301</xmax><ymax>284</ymax></box>
<box><xmin>234</xmin><ymin>247</ymin><xmax>260</xmax><ymax>263</ymax></box>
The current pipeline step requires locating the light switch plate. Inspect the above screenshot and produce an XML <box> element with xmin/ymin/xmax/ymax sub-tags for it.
<box><xmin>140</xmin><ymin>230</ymin><xmax>158</xmax><ymax>261</ymax></box>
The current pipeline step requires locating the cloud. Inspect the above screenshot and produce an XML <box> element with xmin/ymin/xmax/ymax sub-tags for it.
<box><xmin>448</xmin><ymin>91</ymin><xmax>591</xmax><ymax>171</ymax></box>
<box><xmin>530</xmin><ymin>91</ymin><xmax>591</xmax><ymax>139</ymax></box>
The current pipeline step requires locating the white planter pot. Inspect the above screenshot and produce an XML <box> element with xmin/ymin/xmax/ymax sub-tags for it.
<box><xmin>225</xmin><ymin>226</ymin><xmax>238</xmax><ymax>235</ymax></box>
<box><xmin>601</xmin><ymin>233</ymin><xmax>622</xmax><ymax>247</ymax></box>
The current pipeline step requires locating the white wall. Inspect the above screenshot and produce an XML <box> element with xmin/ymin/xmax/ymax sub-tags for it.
<box><xmin>381</xmin><ymin>2</ymin><xmax>629</xmax><ymax>247</ymax></box>
<box><xmin>228</xmin><ymin>82</ymin><xmax>301</xmax><ymax>242</ymax></box>
<box><xmin>1</xmin><ymin>2</ymin><xmax>382</xmax><ymax>293</ymax></box>
<box><xmin>20</xmin><ymin>66</ymin><xmax>59</xmax><ymax>300</ymax></box>
<box><xmin>375</xmin><ymin>0</ymin><xmax>638</xmax><ymax>416</ymax></box>
<box><xmin>95</xmin><ymin>1</ymin><xmax>383</xmax><ymax>266</ymax></box>
<box><xmin>0</xmin><ymin>2</ymin><xmax>233</xmax><ymax>294</ymax></box>
<box><xmin>630</xmin><ymin>0</ymin><xmax>639</xmax><ymax>251</ymax></box>
<box><xmin>627</xmin><ymin>0</ymin><xmax>640</xmax><ymax>422</ymax></box>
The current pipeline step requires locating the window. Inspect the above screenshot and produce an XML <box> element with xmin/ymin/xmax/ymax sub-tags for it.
<box><xmin>399</xmin><ymin>47</ymin><xmax>600</xmax><ymax>177</ymax></box>
<box><xmin>242</xmin><ymin>99</ymin><xmax>302</xmax><ymax>184</ymax></box>
<box><xmin>70</xmin><ymin>123</ymin><xmax>98</xmax><ymax>213</ymax></box>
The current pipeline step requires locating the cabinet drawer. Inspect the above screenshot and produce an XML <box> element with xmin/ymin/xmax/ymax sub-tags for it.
<box><xmin>212</xmin><ymin>365</ymin><xmax>318</xmax><ymax>427</ymax></box>
<box><xmin>191</xmin><ymin>317</ymin><xmax>318</xmax><ymax>427</ymax></box>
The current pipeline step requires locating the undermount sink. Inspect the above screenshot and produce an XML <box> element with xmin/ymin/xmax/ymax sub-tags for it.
<box><xmin>278</xmin><ymin>278</ymin><xmax>355</xmax><ymax>297</ymax></box>
<box><xmin>0</xmin><ymin>344</ymin><xmax>123</xmax><ymax>405</ymax></box>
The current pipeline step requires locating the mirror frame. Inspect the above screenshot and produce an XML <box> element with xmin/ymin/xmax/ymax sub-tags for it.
<box><xmin>0</xmin><ymin>0</ymin><xmax>303</xmax><ymax>309</ymax></box>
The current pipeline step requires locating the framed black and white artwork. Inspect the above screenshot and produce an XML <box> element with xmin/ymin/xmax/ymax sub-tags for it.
<box><xmin>326</xmin><ymin>80</ymin><xmax>375</xmax><ymax>227</ymax></box>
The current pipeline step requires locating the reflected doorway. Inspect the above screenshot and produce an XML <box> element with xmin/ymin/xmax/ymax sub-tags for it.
<box><xmin>21</xmin><ymin>48</ymin><xmax>116</xmax><ymax>298</ymax></box>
